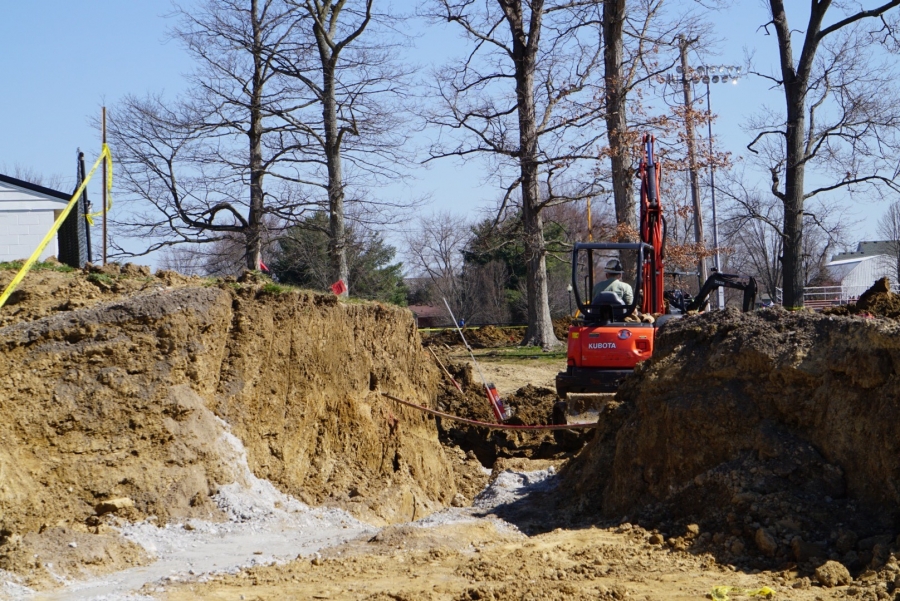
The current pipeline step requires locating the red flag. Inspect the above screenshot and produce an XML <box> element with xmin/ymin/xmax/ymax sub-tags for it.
<box><xmin>330</xmin><ymin>279</ymin><xmax>347</xmax><ymax>296</ymax></box>
<box><xmin>259</xmin><ymin>260</ymin><xmax>269</xmax><ymax>272</ymax></box>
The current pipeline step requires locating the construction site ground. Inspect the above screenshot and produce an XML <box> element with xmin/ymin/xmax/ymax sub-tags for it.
<box><xmin>2</xmin><ymin>265</ymin><xmax>900</xmax><ymax>600</ymax></box>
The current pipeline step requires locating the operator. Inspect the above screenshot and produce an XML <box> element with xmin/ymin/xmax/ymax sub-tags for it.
<box><xmin>592</xmin><ymin>259</ymin><xmax>634</xmax><ymax>305</ymax></box>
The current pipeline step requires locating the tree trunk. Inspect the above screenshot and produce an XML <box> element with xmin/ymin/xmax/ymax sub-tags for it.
<box><xmin>503</xmin><ymin>0</ymin><xmax>559</xmax><ymax>349</ymax></box>
<box><xmin>322</xmin><ymin>61</ymin><xmax>349</xmax><ymax>293</ymax></box>
<box><xmin>770</xmin><ymin>0</ymin><xmax>810</xmax><ymax>308</ymax></box>
<box><xmin>246</xmin><ymin>0</ymin><xmax>264</xmax><ymax>270</ymax></box>
<box><xmin>678</xmin><ymin>38</ymin><xmax>708</xmax><ymax>293</ymax></box>
<box><xmin>310</xmin><ymin>2</ymin><xmax>350</xmax><ymax>295</ymax></box>
<box><xmin>603</xmin><ymin>0</ymin><xmax>639</xmax><ymax>283</ymax></box>
<box><xmin>781</xmin><ymin>115</ymin><xmax>806</xmax><ymax>307</ymax></box>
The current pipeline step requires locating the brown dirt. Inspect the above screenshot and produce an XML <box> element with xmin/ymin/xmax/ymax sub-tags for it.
<box><xmin>0</xmin><ymin>261</ymin><xmax>197</xmax><ymax>328</ymax></box>
<box><xmin>423</xmin><ymin>325</ymin><xmax>524</xmax><ymax>348</ymax></box>
<box><xmin>824</xmin><ymin>277</ymin><xmax>900</xmax><ymax>318</ymax></box>
<box><xmin>553</xmin><ymin>315</ymin><xmax>574</xmax><ymax>340</ymax></box>
<box><xmin>0</xmin><ymin>526</ymin><xmax>151</xmax><ymax>586</ymax></box>
<box><xmin>0</xmin><ymin>266</ymin><xmax>454</xmax><ymax>587</ymax></box>
<box><xmin>12</xmin><ymin>263</ymin><xmax>900</xmax><ymax>599</ymax></box>
<box><xmin>463</xmin><ymin>355</ymin><xmax>562</xmax><ymax>392</ymax></box>
<box><xmin>561</xmin><ymin>307</ymin><xmax>900</xmax><ymax>579</ymax></box>
<box><xmin>428</xmin><ymin>350</ymin><xmax>589</xmax><ymax>473</ymax></box>
<box><xmin>161</xmin><ymin>520</ymin><xmax>861</xmax><ymax>601</ymax></box>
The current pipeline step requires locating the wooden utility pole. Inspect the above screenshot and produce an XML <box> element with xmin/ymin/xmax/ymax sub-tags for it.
<box><xmin>678</xmin><ymin>37</ymin><xmax>707</xmax><ymax>292</ymax></box>
<box><xmin>102</xmin><ymin>106</ymin><xmax>108</xmax><ymax>266</ymax></box>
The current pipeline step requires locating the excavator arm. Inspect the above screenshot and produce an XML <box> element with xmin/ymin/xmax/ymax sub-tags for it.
<box><xmin>687</xmin><ymin>272</ymin><xmax>758</xmax><ymax>313</ymax></box>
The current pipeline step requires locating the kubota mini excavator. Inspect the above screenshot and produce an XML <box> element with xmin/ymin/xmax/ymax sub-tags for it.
<box><xmin>554</xmin><ymin>134</ymin><xmax>757</xmax><ymax>400</ymax></box>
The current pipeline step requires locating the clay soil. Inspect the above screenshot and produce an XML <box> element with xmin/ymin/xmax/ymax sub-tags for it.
<box><xmin>0</xmin><ymin>264</ymin><xmax>453</xmax><ymax>590</ymax></box>
<box><xmin>6</xmin><ymin>266</ymin><xmax>900</xmax><ymax>600</ymax></box>
<box><xmin>163</xmin><ymin>521</ymin><xmax>843</xmax><ymax>601</ymax></box>
<box><xmin>162</xmin><ymin>294</ymin><xmax>900</xmax><ymax>601</ymax></box>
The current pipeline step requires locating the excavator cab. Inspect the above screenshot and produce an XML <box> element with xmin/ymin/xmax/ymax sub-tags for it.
<box><xmin>572</xmin><ymin>242</ymin><xmax>651</xmax><ymax>322</ymax></box>
<box><xmin>555</xmin><ymin>241</ymin><xmax>659</xmax><ymax>397</ymax></box>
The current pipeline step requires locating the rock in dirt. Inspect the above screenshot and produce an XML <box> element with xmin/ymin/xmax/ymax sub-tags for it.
<box><xmin>815</xmin><ymin>560</ymin><xmax>852</xmax><ymax>587</ymax></box>
<box><xmin>755</xmin><ymin>528</ymin><xmax>778</xmax><ymax>557</ymax></box>
<box><xmin>95</xmin><ymin>497</ymin><xmax>135</xmax><ymax>515</ymax></box>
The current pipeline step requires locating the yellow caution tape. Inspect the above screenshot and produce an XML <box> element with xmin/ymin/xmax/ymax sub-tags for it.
<box><xmin>710</xmin><ymin>586</ymin><xmax>775</xmax><ymax>601</ymax></box>
<box><xmin>85</xmin><ymin>143</ymin><xmax>113</xmax><ymax>226</ymax></box>
<box><xmin>0</xmin><ymin>145</ymin><xmax>113</xmax><ymax>310</ymax></box>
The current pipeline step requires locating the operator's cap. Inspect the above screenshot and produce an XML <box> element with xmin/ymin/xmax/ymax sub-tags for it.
<box><xmin>605</xmin><ymin>259</ymin><xmax>624</xmax><ymax>274</ymax></box>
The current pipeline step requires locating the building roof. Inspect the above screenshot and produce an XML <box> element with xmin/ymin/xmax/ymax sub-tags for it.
<box><xmin>0</xmin><ymin>173</ymin><xmax>71</xmax><ymax>202</ymax></box>
<box><xmin>831</xmin><ymin>240</ymin><xmax>898</xmax><ymax>262</ymax></box>
<box><xmin>825</xmin><ymin>255</ymin><xmax>882</xmax><ymax>267</ymax></box>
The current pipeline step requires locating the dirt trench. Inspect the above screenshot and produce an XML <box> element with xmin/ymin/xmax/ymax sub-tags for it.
<box><xmin>0</xmin><ymin>270</ymin><xmax>454</xmax><ymax>584</ymax></box>
<box><xmin>560</xmin><ymin>307</ymin><xmax>900</xmax><ymax>573</ymax></box>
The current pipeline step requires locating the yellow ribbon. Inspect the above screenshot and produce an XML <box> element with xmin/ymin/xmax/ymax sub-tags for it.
<box><xmin>0</xmin><ymin>145</ymin><xmax>113</xmax><ymax>310</ymax></box>
<box><xmin>85</xmin><ymin>143</ymin><xmax>113</xmax><ymax>226</ymax></box>
<box><xmin>711</xmin><ymin>586</ymin><xmax>775</xmax><ymax>601</ymax></box>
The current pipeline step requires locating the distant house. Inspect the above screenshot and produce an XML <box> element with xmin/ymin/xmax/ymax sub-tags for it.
<box><xmin>0</xmin><ymin>174</ymin><xmax>88</xmax><ymax>267</ymax></box>
<box><xmin>824</xmin><ymin>241</ymin><xmax>897</xmax><ymax>300</ymax></box>
<box><xmin>408</xmin><ymin>305</ymin><xmax>449</xmax><ymax>328</ymax></box>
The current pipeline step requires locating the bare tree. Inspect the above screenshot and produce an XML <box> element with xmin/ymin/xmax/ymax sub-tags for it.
<box><xmin>877</xmin><ymin>201</ymin><xmax>900</xmax><ymax>282</ymax></box>
<box><xmin>159</xmin><ymin>247</ymin><xmax>208</xmax><ymax>276</ymax></box>
<box><xmin>748</xmin><ymin>0</ymin><xmax>900</xmax><ymax>307</ymax></box>
<box><xmin>425</xmin><ymin>0</ymin><xmax>609</xmax><ymax>348</ymax></box>
<box><xmin>274</xmin><ymin>0</ymin><xmax>417</xmax><ymax>293</ymax></box>
<box><xmin>2</xmin><ymin>164</ymin><xmax>68</xmax><ymax>192</ymax></box>
<box><xmin>719</xmin><ymin>172</ymin><xmax>849</xmax><ymax>302</ymax></box>
<box><xmin>600</xmin><ymin>0</ymin><xmax>704</xmax><ymax>281</ymax></box>
<box><xmin>108</xmin><ymin>0</ymin><xmax>308</xmax><ymax>268</ymax></box>
<box><xmin>109</xmin><ymin>0</ymin><xmax>415</xmax><ymax>282</ymax></box>
<box><xmin>402</xmin><ymin>211</ymin><xmax>472</xmax><ymax>315</ymax></box>
<box><xmin>467</xmin><ymin>260</ymin><xmax>513</xmax><ymax>324</ymax></box>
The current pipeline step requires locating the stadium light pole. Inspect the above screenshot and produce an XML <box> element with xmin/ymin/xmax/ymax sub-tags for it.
<box><xmin>666</xmin><ymin>64</ymin><xmax>741</xmax><ymax>309</ymax></box>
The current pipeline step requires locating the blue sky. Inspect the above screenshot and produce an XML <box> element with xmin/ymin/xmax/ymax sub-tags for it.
<box><xmin>0</xmin><ymin>1</ymin><xmax>891</xmax><ymax>266</ymax></box>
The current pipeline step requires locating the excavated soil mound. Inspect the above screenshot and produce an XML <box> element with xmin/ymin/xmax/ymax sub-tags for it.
<box><xmin>423</xmin><ymin>326</ymin><xmax>521</xmax><ymax>348</ymax></box>
<box><xmin>825</xmin><ymin>277</ymin><xmax>900</xmax><ymax>318</ymax></box>
<box><xmin>562</xmin><ymin>308</ymin><xmax>900</xmax><ymax>573</ymax></box>
<box><xmin>0</xmin><ymin>261</ymin><xmax>198</xmax><ymax>328</ymax></box>
<box><xmin>553</xmin><ymin>316</ymin><xmax>574</xmax><ymax>340</ymax></box>
<box><xmin>431</xmin><ymin>353</ymin><xmax>587</xmax><ymax>472</ymax></box>
<box><xmin>0</xmin><ymin>271</ymin><xmax>454</xmax><ymax>586</ymax></box>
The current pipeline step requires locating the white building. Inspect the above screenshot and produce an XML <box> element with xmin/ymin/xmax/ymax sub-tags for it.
<box><xmin>823</xmin><ymin>241</ymin><xmax>897</xmax><ymax>301</ymax></box>
<box><xmin>0</xmin><ymin>174</ymin><xmax>76</xmax><ymax>263</ymax></box>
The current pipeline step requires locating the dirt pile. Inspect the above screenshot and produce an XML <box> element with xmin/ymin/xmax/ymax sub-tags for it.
<box><xmin>0</xmin><ymin>271</ymin><xmax>454</xmax><ymax>586</ymax></box>
<box><xmin>423</xmin><ymin>325</ymin><xmax>522</xmax><ymax>348</ymax></box>
<box><xmin>553</xmin><ymin>315</ymin><xmax>574</xmax><ymax>340</ymax></box>
<box><xmin>825</xmin><ymin>277</ymin><xmax>900</xmax><ymax>318</ymax></box>
<box><xmin>562</xmin><ymin>308</ymin><xmax>900</xmax><ymax>572</ymax></box>
<box><xmin>431</xmin><ymin>352</ymin><xmax>587</xmax><ymax>477</ymax></box>
<box><xmin>0</xmin><ymin>261</ymin><xmax>198</xmax><ymax>328</ymax></box>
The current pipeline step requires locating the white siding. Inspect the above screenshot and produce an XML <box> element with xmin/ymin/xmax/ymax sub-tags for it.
<box><xmin>0</xmin><ymin>211</ymin><xmax>59</xmax><ymax>261</ymax></box>
<box><xmin>825</xmin><ymin>254</ymin><xmax>896</xmax><ymax>299</ymax></box>
<box><xmin>0</xmin><ymin>179</ymin><xmax>69</xmax><ymax>263</ymax></box>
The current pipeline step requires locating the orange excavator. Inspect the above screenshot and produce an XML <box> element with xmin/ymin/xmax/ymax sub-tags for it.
<box><xmin>554</xmin><ymin>134</ymin><xmax>756</xmax><ymax>400</ymax></box>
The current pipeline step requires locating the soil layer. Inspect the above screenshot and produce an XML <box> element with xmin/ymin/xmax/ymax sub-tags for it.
<box><xmin>0</xmin><ymin>267</ymin><xmax>454</xmax><ymax>587</ymax></box>
<box><xmin>563</xmin><ymin>308</ymin><xmax>900</xmax><ymax>575</ymax></box>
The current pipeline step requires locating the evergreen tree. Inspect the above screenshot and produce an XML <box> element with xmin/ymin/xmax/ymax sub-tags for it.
<box><xmin>274</xmin><ymin>212</ymin><xmax>407</xmax><ymax>305</ymax></box>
